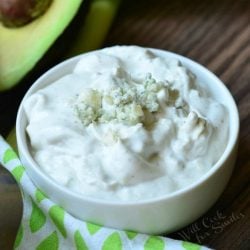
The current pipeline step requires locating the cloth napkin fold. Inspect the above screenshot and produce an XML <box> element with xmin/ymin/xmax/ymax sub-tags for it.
<box><xmin>0</xmin><ymin>136</ymin><xmax>211</xmax><ymax>250</ymax></box>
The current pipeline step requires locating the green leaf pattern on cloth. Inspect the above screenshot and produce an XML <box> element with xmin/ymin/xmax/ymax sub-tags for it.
<box><xmin>87</xmin><ymin>222</ymin><xmax>102</xmax><ymax>235</ymax></box>
<box><xmin>144</xmin><ymin>236</ymin><xmax>165</xmax><ymax>250</ymax></box>
<box><xmin>14</xmin><ymin>224</ymin><xmax>23</xmax><ymax>249</ymax></box>
<box><xmin>102</xmin><ymin>232</ymin><xmax>122</xmax><ymax>250</ymax></box>
<box><xmin>125</xmin><ymin>230</ymin><xmax>138</xmax><ymax>240</ymax></box>
<box><xmin>11</xmin><ymin>165</ymin><xmax>25</xmax><ymax>182</ymax></box>
<box><xmin>30</xmin><ymin>198</ymin><xmax>46</xmax><ymax>233</ymax></box>
<box><xmin>35</xmin><ymin>188</ymin><xmax>47</xmax><ymax>203</ymax></box>
<box><xmin>74</xmin><ymin>230</ymin><xmax>89</xmax><ymax>250</ymax></box>
<box><xmin>0</xmin><ymin>137</ymin><xmax>211</xmax><ymax>250</ymax></box>
<box><xmin>183</xmin><ymin>241</ymin><xmax>201</xmax><ymax>250</ymax></box>
<box><xmin>49</xmin><ymin>205</ymin><xmax>67</xmax><ymax>238</ymax></box>
<box><xmin>3</xmin><ymin>148</ymin><xmax>18</xmax><ymax>163</ymax></box>
<box><xmin>36</xmin><ymin>231</ymin><xmax>59</xmax><ymax>250</ymax></box>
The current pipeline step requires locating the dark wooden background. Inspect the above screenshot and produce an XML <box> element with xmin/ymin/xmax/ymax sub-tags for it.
<box><xmin>0</xmin><ymin>0</ymin><xmax>249</xmax><ymax>249</ymax></box>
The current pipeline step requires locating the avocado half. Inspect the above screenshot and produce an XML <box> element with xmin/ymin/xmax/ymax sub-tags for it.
<box><xmin>0</xmin><ymin>0</ymin><xmax>82</xmax><ymax>91</ymax></box>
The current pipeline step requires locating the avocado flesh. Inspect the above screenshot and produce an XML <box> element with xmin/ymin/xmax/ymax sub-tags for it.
<box><xmin>0</xmin><ymin>0</ymin><xmax>82</xmax><ymax>91</ymax></box>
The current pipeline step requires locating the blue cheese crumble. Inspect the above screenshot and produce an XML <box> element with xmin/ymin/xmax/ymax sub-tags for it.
<box><xmin>75</xmin><ymin>73</ymin><xmax>167</xmax><ymax>126</ymax></box>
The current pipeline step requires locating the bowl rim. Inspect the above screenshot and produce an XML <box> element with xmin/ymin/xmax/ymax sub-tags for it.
<box><xmin>16</xmin><ymin>46</ymin><xmax>240</xmax><ymax>207</ymax></box>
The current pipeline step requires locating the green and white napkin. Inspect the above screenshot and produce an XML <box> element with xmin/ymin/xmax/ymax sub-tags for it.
<box><xmin>0</xmin><ymin>136</ymin><xmax>211</xmax><ymax>250</ymax></box>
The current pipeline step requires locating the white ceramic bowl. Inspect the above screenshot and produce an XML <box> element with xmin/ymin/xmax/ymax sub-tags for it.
<box><xmin>16</xmin><ymin>48</ymin><xmax>239</xmax><ymax>234</ymax></box>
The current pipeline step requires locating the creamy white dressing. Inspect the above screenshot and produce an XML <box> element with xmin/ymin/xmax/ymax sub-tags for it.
<box><xmin>24</xmin><ymin>46</ymin><xmax>228</xmax><ymax>201</ymax></box>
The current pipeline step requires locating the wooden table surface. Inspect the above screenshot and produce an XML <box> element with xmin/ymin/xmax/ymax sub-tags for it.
<box><xmin>0</xmin><ymin>0</ymin><xmax>249</xmax><ymax>249</ymax></box>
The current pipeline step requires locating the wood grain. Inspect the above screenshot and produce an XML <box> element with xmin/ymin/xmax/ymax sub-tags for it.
<box><xmin>0</xmin><ymin>0</ymin><xmax>249</xmax><ymax>249</ymax></box>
